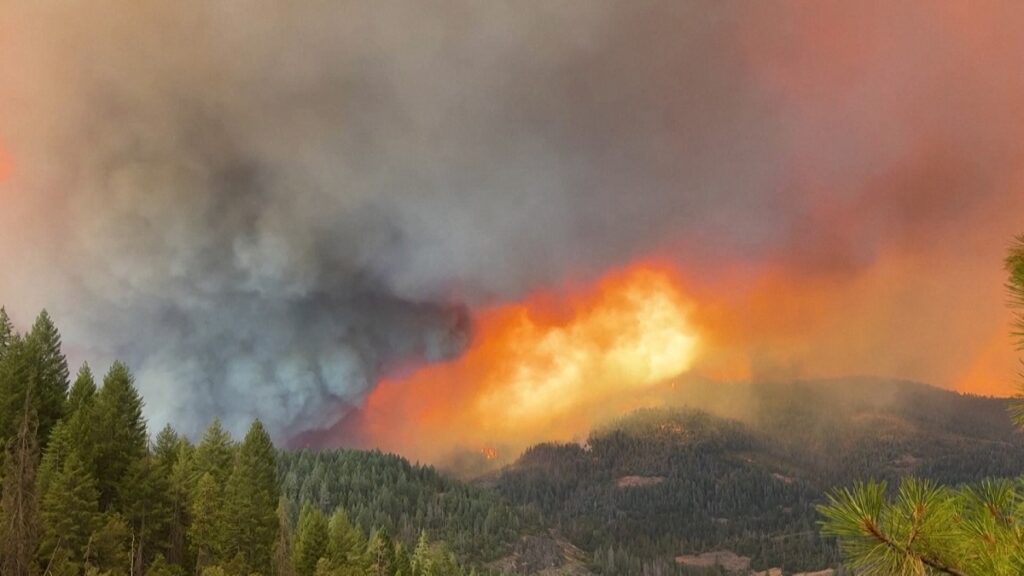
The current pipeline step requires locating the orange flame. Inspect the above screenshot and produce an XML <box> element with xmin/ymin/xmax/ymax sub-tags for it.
<box><xmin>358</xmin><ymin>263</ymin><xmax>702</xmax><ymax>462</ymax></box>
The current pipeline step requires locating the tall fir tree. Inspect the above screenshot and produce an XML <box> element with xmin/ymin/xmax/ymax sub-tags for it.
<box><xmin>93</xmin><ymin>361</ymin><xmax>148</xmax><ymax>510</ymax></box>
<box><xmin>37</xmin><ymin>452</ymin><xmax>100</xmax><ymax>568</ymax></box>
<box><xmin>0</xmin><ymin>335</ymin><xmax>36</xmax><ymax>446</ymax></box>
<box><xmin>193</xmin><ymin>419</ymin><xmax>234</xmax><ymax>487</ymax></box>
<box><xmin>293</xmin><ymin>503</ymin><xmax>329</xmax><ymax>576</ymax></box>
<box><xmin>274</xmin><ymin>498</ymin><xmax>297</xmax><ymax>576</ymax></box>
<box><xmin>65</xmin><ymin>363</ymin><xmax>100</xmax><ymax>480</ymax></box>
<box><xmin>0</xmin><ymin>391</ymin><xmax>40</xmax><ymax>576</ymax></box>
<box><xmin>0</xmin><ymin>306</ymin><xmax>13</xmax><ymax>355</ymax></box>
<box><xmin>411</xmin><ymin>531</ymin><xmax>433</xmax><ymax>576</ymax></box>
<box><xmin>168</xmin><ymin>439</ymin><xmax>197</xmax><ymax>568</ymax></box>
<box><xmin>366</xmin><ymin>528</ymin><xmax>396</xmax><ymax>576</ymax></box>
<box><xmin>222</xmin><ymin>420</ymin><xmax>280</xmax><ymax>575</ymax></box>
<box><xmin>188</xmin><ymin>472</ymin><xmax>224</xmax><ymax>573</ymax></box>
<box><xmin>67</xmin><ymin>363</ymin><xmax>97</xmax><ymax>414</ymax></box>
<box><xmin>327</xmin><ymin>508</ymin><xmax>366</xmax><ymax>571</ymax></box>
<box><xmin>27</xmin><ymin>310</ymin><xmax>69</xmax><ymax>445</ymax></box>
<box><xmin>86</xmin><ymin>514</ymin><xmax>132</xmax><ymax>574</ymax></box>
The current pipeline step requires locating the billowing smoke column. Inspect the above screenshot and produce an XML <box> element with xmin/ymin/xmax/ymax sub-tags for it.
<box><xmin>0</xmin><ymin>2</ymin><xmax>1022</xmax><ymax>448</ymax></box>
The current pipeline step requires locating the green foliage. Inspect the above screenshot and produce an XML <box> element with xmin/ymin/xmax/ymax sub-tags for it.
<box><xmin>293</xmin><ymin>503</ymin><xmax>329</xmax><ymax>576</ymax></box>
<box><xmin>93</xmin><ymin>361</ymin><xmax>148</xmax><ymax>510</ymax></box>
<box><xmin>327</xmin><ymin>509</ymin><xmax>366</xmax><ymax>570</ymax></box>
<box><xmin>5</xmin><ymin>305</ymin><xmax>490</xmax><ymax>576</ymax></box>
<box><xmin>1008</xmin><ymin>236</ymin><xmax>1024</xmax><ymax>426</ymax></box>
<box><xmin>0</xmin><ymin>389</ymin><xmax>40</xmax><ymax>576</ymax></box>
<box><xmin>0</xmin><ymin>306</ymin><xmax>14</xmax><ymax>354</ymax></box>
<box><xmin>27</xmin><ymin>310</ymin><xmax>70</xmax><ymax>441</ymax></box>
<box><xmin>38</xmin><ymin>452</ymin><xmax>100</xmax><ymax>566</ymax></box>
<box><xmin>86</xmin><ymin>514</ymin><xmax>131</xmax><ymax>575</ymax></box>
<box><xmin>820</xmin><ymin>478</ymin><xmax>1024</xmax><ymax>575</ymax></box>
<box><xmin>189</xmin><ymin>472</ymin><xmax>225</xmax><ymax>571</ymax></box>
<box><xmin>278</xmin><ymin>449</ymin><xmax>521</xmax><ymax>562</ymax></box>
<box><xmin>67</xmin><ymin>363</ymin><xmax>97</xmax><ymax>414</ymax></box>
<box><xmin>194</xmin><ymin>419</ymin><xmax>234</xmax><ymax>486</ymax></box>
<box><xmin>222</xmin><ymin>420</ymin><xmax>280</xmax><ymax>574</ymax></box>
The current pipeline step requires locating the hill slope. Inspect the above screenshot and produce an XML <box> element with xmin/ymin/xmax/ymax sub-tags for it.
<box><xmin>284</xmin><ymin>378</ymin><xmax>1024</xmax><ymax>575</ymax></box>
<box><xmin>491</xmin><ymin>378</ymin><xmax>1024</xmax><ymax>574</ymax></box>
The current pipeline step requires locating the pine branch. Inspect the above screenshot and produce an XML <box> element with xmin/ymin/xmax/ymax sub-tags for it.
<box><xmin>862</xmin><ymin>518</ymin><xmax>968</xmax><ymax>576</ymax></box>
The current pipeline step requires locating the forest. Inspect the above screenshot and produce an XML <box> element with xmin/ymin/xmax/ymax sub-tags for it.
<box><xmin>0</xmin><ymin>308</ymin><xmax>476</xmax><ymax>576</ymax></box>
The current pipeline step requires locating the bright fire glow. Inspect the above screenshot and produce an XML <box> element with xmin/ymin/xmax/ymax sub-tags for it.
<box><xmin>357</xmin><ymin>263</ymin><xmax>701</xmax><ymax>462</ymax></box>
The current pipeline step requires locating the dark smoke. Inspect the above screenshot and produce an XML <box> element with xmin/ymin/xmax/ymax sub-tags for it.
<box><xmin>0</xmin><ymin>1</ymin><xmax>1022</xmax><ymax>438</ymax></box>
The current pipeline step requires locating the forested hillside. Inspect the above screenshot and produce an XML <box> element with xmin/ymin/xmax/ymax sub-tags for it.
<box><xmin>4</xmin><ymin>305</ymin><xmax>1021</xmax><ymax>576</ymax></box>
<box><xmin>0</xmin><ymin>307</ymin><xmax>476</xmax><ymax>576</ymax></box>
<box><xmin>491</xmin><ymin>378</ymin><xmax>1024</xmax><ymax>574</ymax></box>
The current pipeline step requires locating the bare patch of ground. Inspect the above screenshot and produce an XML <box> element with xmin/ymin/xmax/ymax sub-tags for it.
<box><xmin>616</xmin><ymin>475</ymin><xmax>666</xmax><ymax>488</ymax></box>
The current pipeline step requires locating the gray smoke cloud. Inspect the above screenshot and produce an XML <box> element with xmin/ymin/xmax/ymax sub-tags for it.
<box><xmin>0</xmin><ymin>1</ymin><xmax>1022</xmax><ymax>439</ymax></box>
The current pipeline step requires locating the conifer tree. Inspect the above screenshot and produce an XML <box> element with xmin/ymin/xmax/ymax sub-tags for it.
<box><xmin>0</xmin><ymin>334</ymin><xmax>37</xmax><ymax>445</ymax></box>
<box><xmin>36</xmin><ymin>420</ymin><xmax>71</xmax><ymax>501</ymax></box>
<box><xmin>121</xmin><ymin>454</ymin><xmax>174</xmax><ymax>574</ymax></box>
<box><xmin>293</xmin><ymin>503</ymin><xmax>329</xmax><ymax>576</ymax></box>
<box><xmin>222</xmin><ymin>419</ymin><xmax>279</xmax><ymax>575</ymax></box>
<box><xmin>411</xmin><ymin>531</ymin><xmax>433</xmax><ymax>576</ymax></box>
<box><xmin>0</xmin><ymin>391</ymin><xmax>40</xmax><ymax>576</ymax></box>
<box><xmin>327</xmin><ymin>508</ymin><xmax>366</xmax><ymax>570</ymax></box>
<box><xmin>86</xmin><ymin>514</ymin><xmax>132</xmax><ymax>575</ymax></box>
<box><xmin>38</xmin><ymin>452</ymin><xmax>100</xmax><ymax>568</ymax></box>
<box><xmin>28</xmin><ymin>310</ymin><xmax>69</xmax><ymax>444</ymax></box>
<box><xmin>93</xmin><ymin>361</ymin><xmax>148</xmax><ymax>510</ymax></box>
<box><xmin>273</xmin><ymin>498</ymin><xmax>297</xmax><ymax>576</ymax></box>
<box><xmin>65</xmin><ymin>363</ymin><xmax>100</xmax><ymax>480</ymax></box>
<box><xmin>68</xmin><ymin>363</ymin><xmax>97</xmax><ymax>414</ymax></box>
<box><xmin>189</xmin><ymin>472</ymin><xmax>224</xmax><ymax>573</ymax></box>
<box><xmin>1008</xmin><ymin>235</ymin><xmax>1024</xmax><ymax>426</ymax></box>
<box><xmin>366</xmin><ymin>527</ymin><xmax>396</xmax><ymax>576</ymax></box>
<box><xmin>168</xmin><ymin>439</ymin><xmax>197</xmax><ymax>568</ymax></box>
<box><xmin>0</xmin><ymin>306</ymin><xmax>13</xmax><ymax>355</ymax></box>
<box><xmin>193</xmin><ymin>419</ymin><xmax>234</xmax><ymax>487</ymax></box>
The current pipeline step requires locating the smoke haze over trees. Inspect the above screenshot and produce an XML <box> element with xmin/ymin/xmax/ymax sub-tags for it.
<box><xmin>1</xmin><ymin>2</ymin><xmax>1023</xmax><ymax>444</ymax></box>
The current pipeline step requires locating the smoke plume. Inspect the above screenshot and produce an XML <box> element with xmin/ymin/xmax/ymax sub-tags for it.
<box><xmin>0</xmin><ymin>1</ymin><xmax>1022</xmax><ymax>443</ymax></box>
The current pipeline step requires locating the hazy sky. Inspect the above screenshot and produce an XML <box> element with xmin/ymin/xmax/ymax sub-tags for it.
<box><xmin>0</xmin><ymin>1</ymin><xmax>1021</xmax><ymax>445</ymax></box>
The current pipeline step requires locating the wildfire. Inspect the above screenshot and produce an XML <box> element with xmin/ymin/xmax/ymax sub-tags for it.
<box><xmin>480</xmin><ymin>446</ymin><xmax>498</xmax><ymax>461</ymax></box>
<box><xmin>358</xmin><ymin>262</ymin><xmax>702</xmax><ymax>462</ymax></box>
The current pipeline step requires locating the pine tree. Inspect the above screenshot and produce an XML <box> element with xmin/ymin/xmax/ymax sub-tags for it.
<box><xmin>327</xmin><ymin>508</ymin><xmax>366</xmax><ymax>570</ymax></box>
<box><xmin>411</xmin><ymin>531</ymin><xmax>433</xmax><ymax>576</ymax></box>
<box><xmin>0</xmin><ymin>306</ymin><xmax>14</xmax><ymax>355</ymax></box>
<box><xmin>86</xmin><ymin>514</ymin><xmax>132</xmax><ymax>575</ymax></box>
<box><xmin>65</xmin><ymin>363</ymin><xmax>101</xmax><ymax>482</ymax></box>
<box><xmin>366</xmin><ymin>527</ymin><xmax>396</xmax><ymax>576</ymax></box>
<box><xmin>28</xmin><ymin>310</ymin><xmax>69</xmax><ymax>445</ymax></box>
<box><xmin>189</xmin><ymin>472</ymin><xmax>225</xmax><ymax>572</ymax></box>
<box><xmin>93</xmin><ymin>361</ymin><xmax>148</xmax><ymax>510</ymax></box>
<box><xmin>68</xmin><ymin>363</ymin><xmax>97</xmax><ymax>414</ymax></box>
<box><xmin>0</xmin><ymin>391</ymin><xmax>40</xmax><ymax>576</ymax></box>
<box><xmin>193</xmin><ymin>419</ymin><xmax>234</xmax><ymax>487</ymax></box>
<box><xmin>222</xmin><ymin>419</ymin><xmax>280</xmax><ymax>575</ymax></box>
<box><xmin>168</xmin><ymin>440</ymin><xmax>197</xmax><ymax>568</ymax></box>
<box><xmin>38</xmin><ymin>452</ymin><xmax>100</xmax><ymax>567</ymax></box>
<box><xmin>1008</xmin><ymin>236</ymin><xmax>1024</xmax><ymax>426</ymax></box>
<box><xmin>0</xmin><ymin>334</ymin><xmax>37</xmax><ymax>446</ymax></box>
<box><xmin>273</xmin><ymin>498</ymin><xmax>297</xmax><ymax>576</ymax></box>
<box><xmin>293</xmin><ymin>503</ymin><xmax>329</xmax><ymax>576</ymax></box>
<box><xmin>120</xmin><ymin>454</ymin><xmax>174</xmax><ymax>574</ymax></box>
